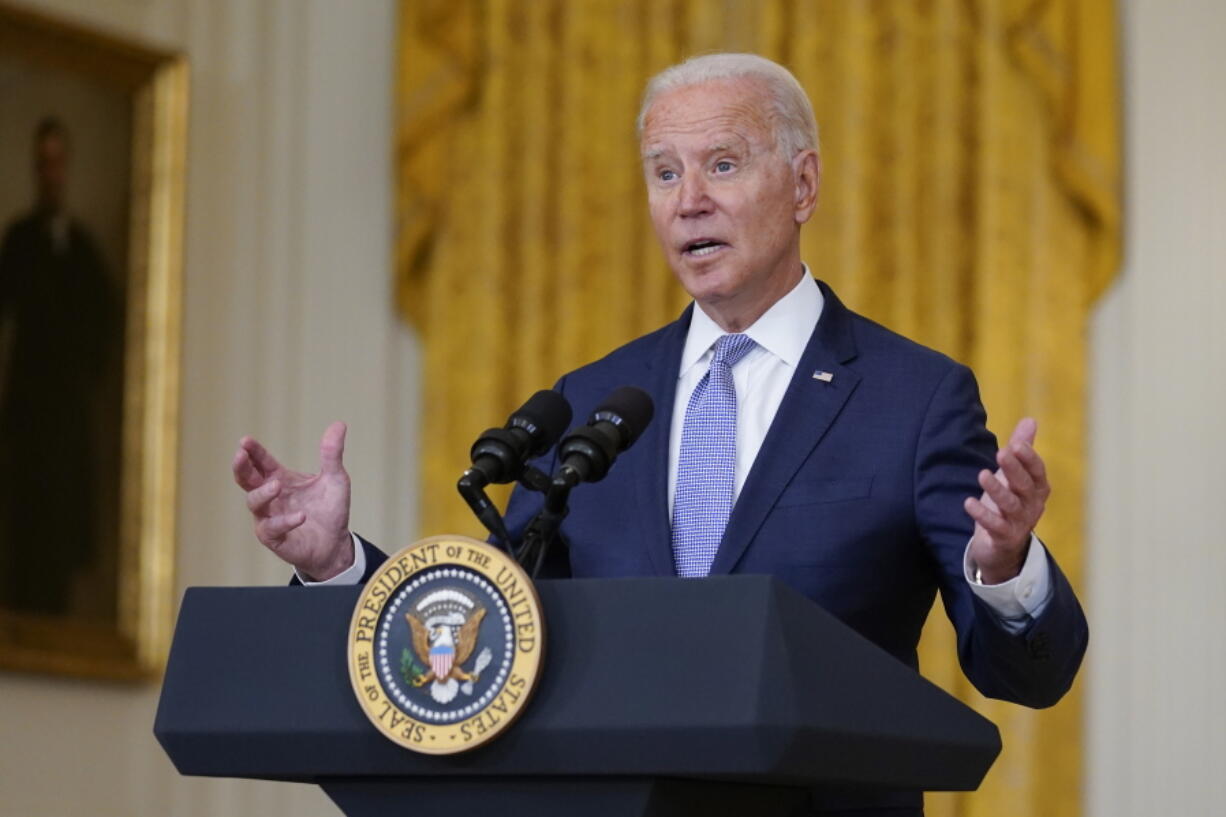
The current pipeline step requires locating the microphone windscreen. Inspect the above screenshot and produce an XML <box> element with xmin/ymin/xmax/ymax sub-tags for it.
<box><xmin>513</xmin><ymin>390</ymin><xmax>574</xmax><ymax>455</ymax></box>
<box><xmin>591</xmin><ymin>386</ymin><xmax>654</xmax><ymax>448</ymax></box>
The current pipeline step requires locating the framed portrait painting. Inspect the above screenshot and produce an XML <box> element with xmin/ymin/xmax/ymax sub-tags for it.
<box><xmin>0</xmin><ymin>3</ymin><xmax>185</xmax><ymax>679</ymax></box>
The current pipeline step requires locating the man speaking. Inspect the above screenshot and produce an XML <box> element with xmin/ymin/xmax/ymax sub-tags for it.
<box><xmin>233</xmin><ymin>53</ymin><xmax>1086</xmax><ymax>815</ymax></box>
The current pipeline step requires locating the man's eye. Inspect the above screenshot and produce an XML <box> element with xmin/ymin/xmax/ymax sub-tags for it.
<box><xmin>658</xmin><ymin>169</ymin><xmax>677</xmax><ymax>182</ymax></box>
<box><xmin>714</xmin><ymin>160</ymin><xmax>734</xmax><ymax>173</ymax></box>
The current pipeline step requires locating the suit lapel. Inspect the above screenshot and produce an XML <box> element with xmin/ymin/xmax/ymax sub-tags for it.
<box><xmin>635</xmin><ymin>306</ymin><xmax>691</xmax><ymax>576</ymax></box>
<box><xmin>708</xmin><ymin>282</ymin><xmax>861</xmax><ymax>576</ymax></box>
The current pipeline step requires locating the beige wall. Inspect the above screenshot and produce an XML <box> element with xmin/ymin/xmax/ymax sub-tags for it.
<box><xmin>0</xmin><ymin>1</ymin><xmax>1223</xmax><ymax>815</ymax></box>
<box><xmin>1086</xmin><ymin>1</ymin><xmax>1226</xmax><ymax>815</ymax></box>
<box><xmin>0</xmin><ymin>1</ymin><xmax>413</xmax><ymax>815</ymax></box>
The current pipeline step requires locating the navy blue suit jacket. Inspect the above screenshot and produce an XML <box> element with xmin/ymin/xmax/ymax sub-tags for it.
<box><xmin>345</xmin><ymin>280</ymin><xmax>1085</xmax><ymax>813</ymax></box>
<box><xmin>495</xmin><ymin>280</ymin><xmax>1086</xmax><ymax>710</ymax></box>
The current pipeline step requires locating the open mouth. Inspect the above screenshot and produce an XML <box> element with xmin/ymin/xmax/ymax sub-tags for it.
<box><xmin>682</xmin><ymin>239</ymin><xmax>728</xmax><ymax>257</ymax></box>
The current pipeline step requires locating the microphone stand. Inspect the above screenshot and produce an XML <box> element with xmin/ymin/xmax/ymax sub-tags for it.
<box><xmin>516</xmin><ymin>465</ymin><xmax>553</xmax><ymax>495</ymax></box>
<box><xmin>516</xmin><ymin>466</ymin><xmax>580</xmax><ymax>578</ymax></box>
<box><xmin>457</xmin><ymin>463</ymin><xmax>557</xmax><ymax>562</ymax></box>
<box><xmin>456</xmin><ymin>469</ymin><xmax>514</xmax><ymax>553</ymax></box>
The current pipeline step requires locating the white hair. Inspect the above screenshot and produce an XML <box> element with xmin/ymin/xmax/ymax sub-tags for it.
<box><xmin>637</xmin><ymin>53</ymin><xmax>820</xmax><ymax>159</ymax></box>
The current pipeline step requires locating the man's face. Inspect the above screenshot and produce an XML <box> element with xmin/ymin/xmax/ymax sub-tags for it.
<box><xmin>34</xmin><ymin>133</ymin><xmax>69</xmax><ymax>212</ymax></box>
<box><xmin>640</xmin><ymin>79</ymin><xmax>818</xmax><ymax>317</ymax></box>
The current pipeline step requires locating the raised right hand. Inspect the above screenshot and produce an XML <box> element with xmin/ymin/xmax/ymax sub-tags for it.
<box><xmin>232</xmin><ymin>421</ymin><xmax>354</xmax><ymax>581</ymax></box>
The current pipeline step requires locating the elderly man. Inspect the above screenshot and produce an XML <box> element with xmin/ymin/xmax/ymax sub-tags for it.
<box><xmin>235</xmin><ymin>54</ymin><xmax>1086</xmax><ymax>815</ymax></box>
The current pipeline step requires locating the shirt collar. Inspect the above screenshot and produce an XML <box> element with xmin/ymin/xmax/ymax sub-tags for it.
<box><xmin>678</xmin><ymin>266</ymin><xmax>824</xmax><ymax>377</ymax></box>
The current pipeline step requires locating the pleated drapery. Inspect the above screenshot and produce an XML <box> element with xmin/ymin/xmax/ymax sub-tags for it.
<box><xmin>395</xmin><ymin>2</ymin><xmax>1120</xmax><ymax>814</ymax></box>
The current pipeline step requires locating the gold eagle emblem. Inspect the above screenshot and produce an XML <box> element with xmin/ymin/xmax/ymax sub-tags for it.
<box><xmin>407</xmin><ymin>606</ymin><xmax>486</xmax><ymax>685</ymax></box>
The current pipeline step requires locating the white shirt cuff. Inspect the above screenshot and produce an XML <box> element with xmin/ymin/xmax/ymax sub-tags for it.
<box><xmin>964</xmin><ymin>533</ymin><xmax>1052</xmax><ymax>628</ymax></box>
<box><xmin>294</xmin><ymin>532</ymin><xmax>366</xmax><ymax>586</ymax></box>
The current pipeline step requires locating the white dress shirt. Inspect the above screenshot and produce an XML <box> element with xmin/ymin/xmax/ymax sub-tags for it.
<box><xmin>669</xmin><ymin>269</ymin><xmax>1052</xmax><ymax>625</ymax></box>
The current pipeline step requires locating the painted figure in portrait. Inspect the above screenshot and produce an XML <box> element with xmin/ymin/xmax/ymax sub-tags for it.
<box><xmin>0</xmin><ymin>116</ymin><xmax>124</xmax><ymax>618</ymax></box>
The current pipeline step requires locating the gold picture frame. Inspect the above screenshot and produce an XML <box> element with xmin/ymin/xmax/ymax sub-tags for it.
<box><xmin>0</xmin><ymin>3</ymin><xmax>185</xmax><ymax>680</ymax></box>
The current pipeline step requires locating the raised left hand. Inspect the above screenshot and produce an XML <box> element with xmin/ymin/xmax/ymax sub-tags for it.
<box><xmin>232</xmin><ymin>421</ymin><xmax>354</xmax><ymax>581</ymax></box>
<box><xmin>964</xmin><ymin>417</ymin><xmax>1050</xmax><ymax>584</ymax></box>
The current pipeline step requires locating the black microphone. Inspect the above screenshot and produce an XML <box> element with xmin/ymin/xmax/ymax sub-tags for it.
<box><xmin>458</xmin><ymin>390</ymin><xmax>572</xmax><ymax>550</ymax></box>
<box><xmin>516</xmin><ymin>386</ymin><xmax>653</xmax><ymax>575</ymax></box>
<box><xmin>555</xmin><ymin>386</ymin><xmax>654</xmax><ymax>485</ymax></box>
<box><xmin>465</xmin><ymin>390</ymin><xmax>573</xmax><ymax>487</ymax></box>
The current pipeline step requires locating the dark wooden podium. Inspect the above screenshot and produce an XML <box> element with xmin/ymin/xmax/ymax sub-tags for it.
<box><xmin>154</xmin><ymin>575</ymin><xmax>999</xmax><ymax>816</ymax></box>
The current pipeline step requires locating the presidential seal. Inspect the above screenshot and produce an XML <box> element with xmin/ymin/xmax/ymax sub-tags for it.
<box><xmin>348</xmin><ymin>535</ymin><xmax>544</xmax><ymax>754</ymax></box>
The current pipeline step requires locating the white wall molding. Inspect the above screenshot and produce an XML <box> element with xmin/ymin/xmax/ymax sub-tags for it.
<box><xmin>1087</xmin><ymin>2</ymin><xmax>1226</xmax><ymax>815</ymax></box>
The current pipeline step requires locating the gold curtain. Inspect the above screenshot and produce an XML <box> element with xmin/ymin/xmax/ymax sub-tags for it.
<box><xmin>395</xmin><ymin>2</ymin><xmax>1120</xmax><ymax>814</ymax></box>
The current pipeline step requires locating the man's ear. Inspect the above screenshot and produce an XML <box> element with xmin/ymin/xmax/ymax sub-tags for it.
<box><xmin>793</xmin><ymin>149</ymin><xmax>821</xmax><ymax>224</ymax></box>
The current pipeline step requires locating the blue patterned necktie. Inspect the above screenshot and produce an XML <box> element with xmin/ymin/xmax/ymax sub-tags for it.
<box><xmin>672</xmin><ymin>333</ymin><xmax>758</xmax><ymax>577</ymax></box>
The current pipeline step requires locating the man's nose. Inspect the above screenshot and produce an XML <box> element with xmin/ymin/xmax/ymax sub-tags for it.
<box><xmin>677</xmin><ymin>173</ymin><xmax>713</xmax><ymax>217</ymax></box>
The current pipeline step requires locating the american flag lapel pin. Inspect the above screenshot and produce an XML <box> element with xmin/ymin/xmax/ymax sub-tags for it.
<box><xmin>812</xmin><ymin>370</ymin><xmax>834</xmax><ymax>383</ymax></box>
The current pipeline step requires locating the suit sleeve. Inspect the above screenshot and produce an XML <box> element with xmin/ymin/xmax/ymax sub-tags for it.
<box><xmin>914</xmin><ymin>363</ymin><xmax>1088</xmax><ymax>708</ymax></box>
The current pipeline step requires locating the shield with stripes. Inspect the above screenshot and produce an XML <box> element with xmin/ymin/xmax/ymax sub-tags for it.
<box><xmin>429</xmin><ymin>640</ymin><xmax>455</xmax><ymax>679</ymax></box>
